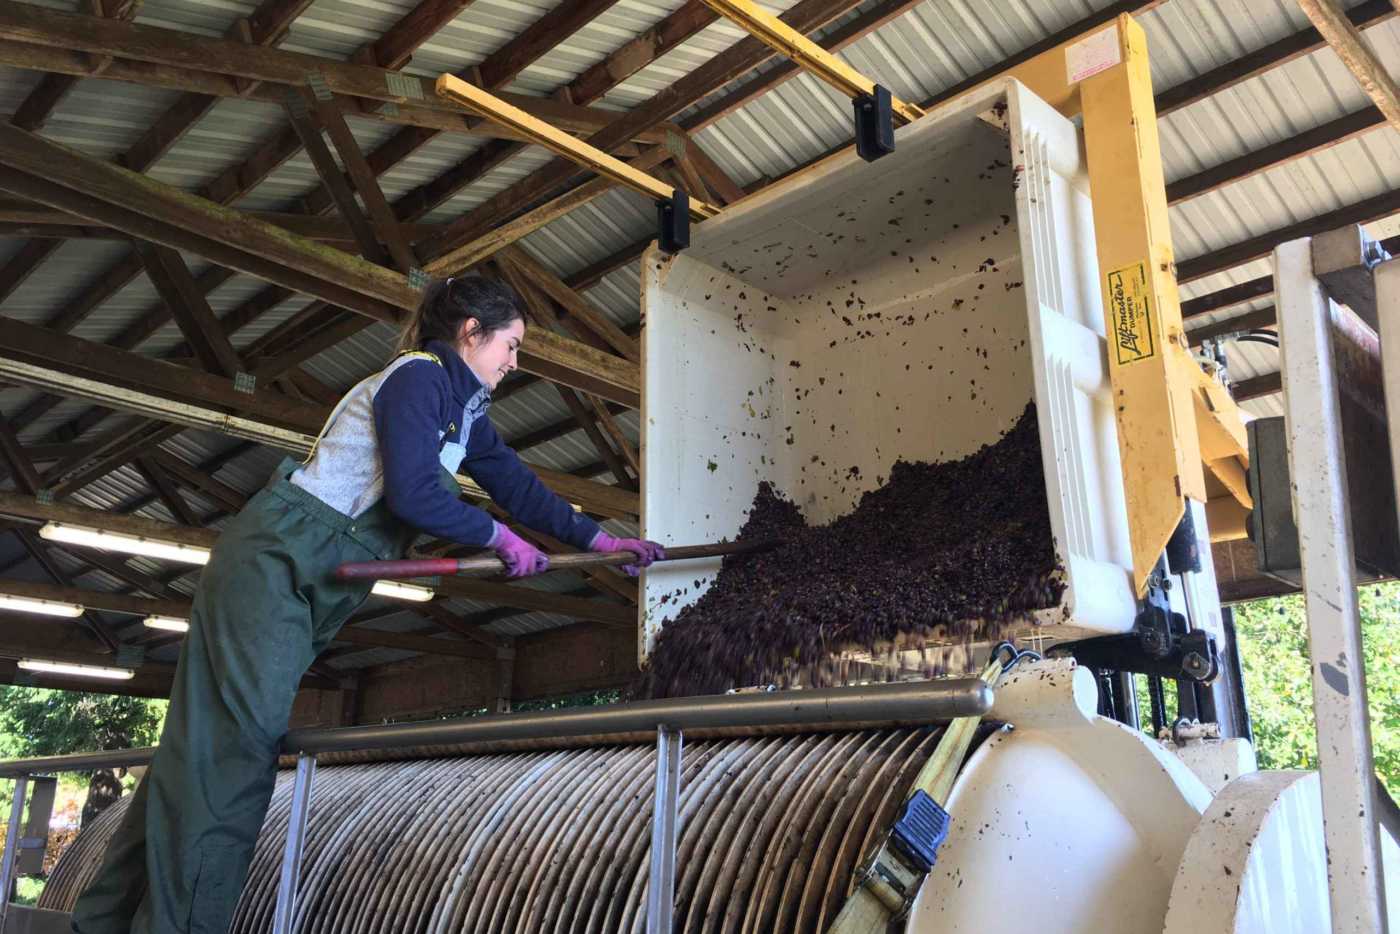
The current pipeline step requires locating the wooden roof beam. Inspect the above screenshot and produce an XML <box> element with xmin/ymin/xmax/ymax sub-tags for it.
<box><xmin>355</xmin><ymin>0</ymin><xmax>700</xmax><ymax>225</ymax></box>
<box><xmin>133</xmin><ymin>242</ymin><xmax>244</xmax><ymax>378</ymax></box>
<box><xmin>1296</xmin><ymin>0</ymin><xmax>1400</xmax><ymax>135</ymax></box>
<box><xmin>1155</xmin><ymin>0</ymin><xmax>1397</xmax><ymax>116</ymax></box>
<box><xmin>0</xmin><ymin>319</ymin><xmax>639</xmax><ymax>517</ymax></box>
<box><xmin>1176</xmin><ymin>189</ymin><xmax>1400</xmax><ymax>285</ymax></box>
<box><xmin>0</xmin><ymin>4</ymin><xmax>671</xmax><ymax>145</ymax></box>
<box><xmin>422</xmin><ymin>0</ymin><xmax>872</xmax><ymax>261</ymax></box>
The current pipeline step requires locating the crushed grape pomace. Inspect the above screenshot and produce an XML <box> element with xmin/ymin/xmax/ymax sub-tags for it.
<box><xmin>638</xmin><ymin>404</ymin><xmax>1064</xmax><ymax>698</ymax></box>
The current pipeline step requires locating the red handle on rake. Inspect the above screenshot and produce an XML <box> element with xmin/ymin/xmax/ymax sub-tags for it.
<box><xmin>334</xmin><ymin>539</ymin><xmax>779</xmax><ymax>582</ymax></box>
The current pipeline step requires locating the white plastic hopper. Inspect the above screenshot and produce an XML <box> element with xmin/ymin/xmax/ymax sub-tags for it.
<box><xmin>639</xmin><ymin>79</ymin><xmax>1137</xmax><ymax>663</ymax></box>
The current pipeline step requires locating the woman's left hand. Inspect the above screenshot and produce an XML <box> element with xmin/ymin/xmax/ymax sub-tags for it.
<box><xmin>590</xmin><ymin>533</ymin><xmax>666</xmax><ymax>576</ymax></box>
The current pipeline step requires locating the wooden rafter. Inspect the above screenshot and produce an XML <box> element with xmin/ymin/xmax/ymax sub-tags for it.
<box><xmin>422</xmin><ymin>0</ymin><xmax>872</xmax><ymax>261</ymax></box>
<box><xmin>132</xmin><ymin>456</ymin><xmax>201</xmax><ymax>526</ymax></box>
<box><xmin>0</xmin><ymin>124</ymin><xmax>640</xmax><ymax>405</ymax></box>
<box><xmin>424</xmin><ymin>147</ymin><xmax>669</xmax><ymax>276</ymax></box>
<box><xmin>0</xmin><ymin>4</ymin><xmax>671</xmax><ymax>145</ymax></box>
<box><xmin>309</xmin><ymin>95</ymin><xmax>420</xmax><ymax>272</ymax></box>
<box><xmin>1177</xmin><ymin>188</ymin><xmax>1400</xmax><ymax>284</ymax></box>
<box><xmin>371</xmin><ymin>1</ymin><xmax>715</xmax><ymax>227</ymax></box>
<box><xmin>556</xmin><ymin>385</ymin><xmax>636</xmax><ymax>491</ymax></box>
<box><xmin>282</xmin><ymin>88</ymin><xmax>393</xmax><ymax>267</ymax></box>
<box><xmin>0</xmin><ymin>239</ymin><xmax>62</xmax><ymax>305</ymax></box>
<box><xmin>0</xmin><ymin>415</ymin><xmax>43</xmax><ymax>496</ymax></box>
<box><xmin>0</xmin><ymin>579</ymin><xmax>495</xmax><ymax>661</ymax></box>
<box><xmin>0</xmin><ymin>318</ymin><xmax>639</xmax><ymax>516</ymax></box>
<box><xmin>13</xmin><ymin>530</ymin><xmax>123</xmax><ymax>652</ymax></box>
<box><xmin>8</xmin><ymin>0</ymin><xmax>145</xmax><ymax>132</ymax></box>
<box><xmin>1296</xmin><ymin>0</ymin><xmax>1400</xmax><ymax>133</ymax></box>
<box><xmin>1156</xmin><ymin>0</ymin><xmax>1397</xmax><ymax>115</ymax></box>
<box><xmin>133</xmin><ymin>242</ymin><xmax>244</xmax><ymax>377</ymax></box>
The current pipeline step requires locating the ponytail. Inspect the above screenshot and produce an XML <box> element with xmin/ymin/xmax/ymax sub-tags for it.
<box><xmin>394</xmin><ymin>275</ymin><xmax>525</xmax><ymax>357</ymax></box>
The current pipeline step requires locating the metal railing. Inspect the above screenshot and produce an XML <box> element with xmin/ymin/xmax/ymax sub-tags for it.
<box><xmin>0</xmin><ymin>677</ymin><xmax>991</xmax><ymax>933</ymax></box>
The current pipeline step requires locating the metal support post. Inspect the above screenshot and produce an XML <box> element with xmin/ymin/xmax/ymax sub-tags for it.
<box><xmin>1275</xmin><ymin>237</ymin><xmax>1387</xmax><ymax>934</ymax></box>
<box><xmin>1377</xmin><ymin>257</ymin><xmax>1400</xmax><ymax>551</ymax></box>
<box><xmin>646</xmin><ymin>725</ymin><xmax>682</xmax><ymax>934</ymax></box>
<box><xmin>1113</xmin><ymin>671</ymin><xmax>1140</xmax><ymax>731</ymax></box>
<box><xmin>0</xmin><ymin>776</ymin><xmax>29</xmax><ymax>931</ymax></box>
<box><xmin>272</xmin><ymin>753</ymin><xmax>317</xmax><ymax>934</ymax></box>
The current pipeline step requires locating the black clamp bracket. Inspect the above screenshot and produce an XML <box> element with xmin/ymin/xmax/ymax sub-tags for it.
<box><xmin>853</xmin><ymin>84</ymin><xmax>895</xmax><ymax>162</ymax></box>
<box><xmin>1055</xmin><ymin>567</ymin><xmax>1219</xmax><ymax>682</ymax></box>
<box><xmin>656</xmin><ymin>188</ymin><xmax>690</xmax><ymax>254</ymax></box>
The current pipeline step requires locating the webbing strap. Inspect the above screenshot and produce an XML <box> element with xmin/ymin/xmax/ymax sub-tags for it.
<box><xmin>827</xmin><ymin>651</ymin><xmax>1016</xmax><ymax>933</ymax></box>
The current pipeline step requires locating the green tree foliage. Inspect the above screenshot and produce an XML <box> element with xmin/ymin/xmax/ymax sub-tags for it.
<box><xmin>0</xmin><ymin>688</ymin><xmax>168</xmax><ymax>821</ymax></box>
<box><xmin>0</xmin><ymin>687</ymin><xmax>167</xmax><ymax>759</ymax></box>
<box><xmin>1233</xmin><ymin>582</ymin><xmax>1400</xmax><ymax>798</ymax></box>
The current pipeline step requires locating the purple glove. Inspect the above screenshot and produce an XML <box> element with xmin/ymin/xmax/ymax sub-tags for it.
<box><xmin>491</xmin><ymin>522</ymin><xmax>549</xmax><ymax>579</ymax></box>
<box><xmin>590</xmin><ymin>532</ymin><xmax>665</xmax><ymax>577</ymax></box>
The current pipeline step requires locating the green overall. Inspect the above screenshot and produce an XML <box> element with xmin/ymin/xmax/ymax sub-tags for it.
<box><xmin>71</xmin><ymin>458</ymin><xmax>421</xmax><ymax>933</ymax></box>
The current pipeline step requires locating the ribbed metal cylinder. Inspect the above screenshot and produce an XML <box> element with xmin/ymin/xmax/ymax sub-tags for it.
<box><xmin>40</xmin><ymin>728</ymin><xmax>943</xmax><ymax>932</ymax></box>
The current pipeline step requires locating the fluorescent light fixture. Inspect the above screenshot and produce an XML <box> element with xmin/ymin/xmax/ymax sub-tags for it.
<box><xmin>0</xmin><ymin>593</ymin><xmax>85</xmax><ymax>618</ymax></box>
<box><xmin>371</xmin><ymin>580</ymin><xmax>435</xmax><ymax>602</ymax></box>
<box><xmin>18</xmin><ymin>658</ymin><xmax>135</xmax><ymax>681</ymax></box>
<box><xmin>39</xmin><ymin>522</ymin><xmax>211</xmax><ymax>565</ymax></box>
<box><xmin>142</xmin><ymin>615</ymin><xmax>190</xmax><ymax>633</ymax></box>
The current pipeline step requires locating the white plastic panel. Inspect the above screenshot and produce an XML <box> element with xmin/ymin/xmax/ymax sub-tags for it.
<box><xmin>640</xmin><ymin>79</ymin><xmax>1137</xmax><ymax>662</ymax></box>
<box><xmin>910</xmin><ymin>660</ymin><xmax>1212</xmax><ymax>934</ymax></box>
<box><xmin>1163</xmin><ymin>771</ymin><xmax>1331</xmax><ymax>934</ymax></box>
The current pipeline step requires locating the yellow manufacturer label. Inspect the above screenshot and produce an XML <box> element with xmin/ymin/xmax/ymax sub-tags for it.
<box><xmin>1106</xmin><ymin>262</ymin><xmax>1155</xmax><ymax>365</ymax></box>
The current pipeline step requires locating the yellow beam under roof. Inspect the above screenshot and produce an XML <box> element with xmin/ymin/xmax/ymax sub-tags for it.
<box><xmin>435</xmin><ymin>75</ymin><xmax>720</xmax><ymax>222</ymax></box>
<box><xmin>700</xmin><ymin>0</ymin><xmax>925</xmax><ymax>123</ymax></box>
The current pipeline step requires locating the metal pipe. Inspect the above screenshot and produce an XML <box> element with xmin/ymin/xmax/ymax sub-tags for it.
<box><xmin>0</xmin><ymin>679</ymin><xmax>992</xmax><ymax>777</ymax></box>
<box><xmin>645</xmin><ymin>726</ymin><xmax>682</xmax><ymax>934</ymax></box>
<box><xmin>0</xmin><ymin>776</ymin><xmax>29</xmax><ymax>929</ymax></box>
<box><xmin>0</xmin><ymin>747</ymin><xmax>155</xmax><ymax>779</ymax></box>
<box><xmin>284</xmin><ymin>679</ymin><xmax>993</xmax><ymax>757</ymax></box>
<box><xmin>271</xmin><ymin>754</ymin><xmax>317</xmax><ymax>934</ymax></box>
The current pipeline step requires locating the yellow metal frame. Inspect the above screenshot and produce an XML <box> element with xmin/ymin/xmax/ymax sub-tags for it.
<box><xmin>434</xmin><ymin>74</ymin><xmax>721</xmax><ymax>221</ymax></box>
<box><xmin>699</xmin><ymin>0</ymin><xmax>926</xmax><ymax>123</ymax></box>
<box><xmin>935</xmin><ymin>16</ymin><xmax>1251</xmax><ymax>593</ymax></box>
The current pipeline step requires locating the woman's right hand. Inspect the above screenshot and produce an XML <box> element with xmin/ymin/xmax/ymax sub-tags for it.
<box><xmin>491</xmin><ymin>522</ymin><xmax>550</xmax><ymax>578</ymax></box>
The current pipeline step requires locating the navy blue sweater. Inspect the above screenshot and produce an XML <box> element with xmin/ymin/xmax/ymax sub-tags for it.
<box><xmin>377</xmin><ymin>340</ymin><xmax>602</xmax><ymax>549</ymax></box>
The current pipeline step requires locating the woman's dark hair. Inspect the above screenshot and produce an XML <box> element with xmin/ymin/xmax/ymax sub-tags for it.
<box><xmin>395</xmin><ymin>275</ymin><xmax>525</xmax><ymax>356</ymax></box>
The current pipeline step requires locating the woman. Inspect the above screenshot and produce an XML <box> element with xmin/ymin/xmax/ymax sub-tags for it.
<box><xmin>72</xmin><ymin>276</ymin><xmax>662</xmax><ymax>933</ymax></box>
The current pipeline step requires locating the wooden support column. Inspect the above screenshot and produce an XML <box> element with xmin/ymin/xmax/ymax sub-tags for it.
<box><xmin>0</xmin><ymin>416</ymin><xmax>43</xmax><ymax>496</ymax></box>
<box><xmin>133</xmin><ymin>456</ymin><xmax>201</xmax><ymax>526</ymax></box>
<box><xmin>14</xmin><ymin>530</ymin><xmax>123</xmax><ymax>652</ymax></box>
<box><xmin>310</xmin><ymin>95</ymin><xmax>420</xmax><ymax>272</ymax></box>
<box><xmin>133</xmin><ymin>242</ymin><xmax>244</xmax><ymax>377</ymax></box>
<box><xmin>283</xmin><ymin>88</ymin><xmax>392</xmax><ymax>267</ymax></box>
<box><xmin>558</xmin><ymin>385</ymin><xmax>635</xmax><ymax>489</ymax></box>
<box><xmin>494</xmin><ymin>639</ymin><xmax>515</xmax><ymax>712</ymax></box>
